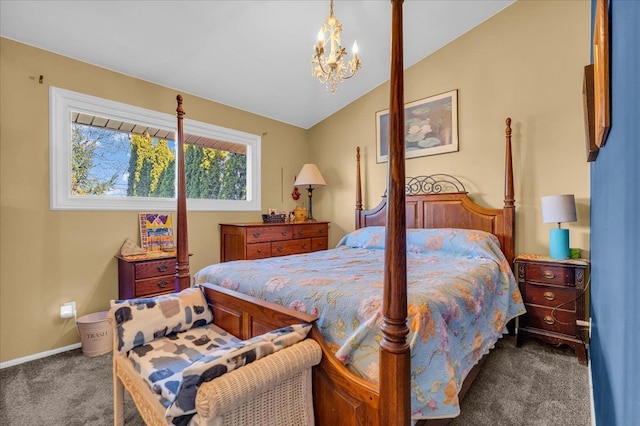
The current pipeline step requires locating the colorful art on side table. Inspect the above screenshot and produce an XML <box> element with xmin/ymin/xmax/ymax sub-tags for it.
<box><xmin>139</xmin><ymin>213</ymin><xmax>174</xmax><ymax>252</ymax></box>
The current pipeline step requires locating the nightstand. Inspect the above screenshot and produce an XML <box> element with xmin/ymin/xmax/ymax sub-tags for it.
<box><xmin>514</xmin><ymin>254</ymin><xmax>590</xmax><ymax>365</ymax></box>
<box><xmin>115</xmin><ymin>253</ymin><xmax>188</xmax><ymax>299</ymax></box>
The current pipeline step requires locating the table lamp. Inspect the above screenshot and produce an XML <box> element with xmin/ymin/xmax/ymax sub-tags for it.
<box><xmin>294</xmin><ymin>164</ymin><xmax>326</xmax><ymax>222</ymax></box>
<box><xmin>541</xmin><ymin>194</ymin><xmax>577</xmax><ymax>260</ymax></box>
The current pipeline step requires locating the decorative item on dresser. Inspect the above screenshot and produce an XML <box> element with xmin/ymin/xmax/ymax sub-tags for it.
<box><xmin>514</xmin><ymin>254</ymin><xmax>590</xmax><ymax>365</ymax></box>
<box><xmin>115</xmin><ymin>253</ymin><xmax>188</xmax><ymax>299</ymax></box>
<box><xmin>220</xmin><ymin>221</ymin><xmax>329</xmax><ymax>262</ymax></box>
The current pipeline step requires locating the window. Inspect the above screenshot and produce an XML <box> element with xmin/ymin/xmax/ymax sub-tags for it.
<box><xmin>50</xmin><ymin>87</ymin><xmax>261</xmax><ymax>211</ymax></box>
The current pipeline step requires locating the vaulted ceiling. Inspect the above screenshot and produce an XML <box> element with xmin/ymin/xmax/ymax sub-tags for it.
<box><xmin>1</xmin><ymin>1</ymin><xmax>515</xmax><ymax>129</ymax></box>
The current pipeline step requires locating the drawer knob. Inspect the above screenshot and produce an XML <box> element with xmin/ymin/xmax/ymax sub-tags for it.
<box><xmin>157</xmin><ymin>280</ymin><xmax>169</xmax><ymax>288</ymax></box>
<box><xmin>543</xmin><ymin>270</ymin><xmax>555</xmax><ymax>279</ymax></box>
<box><xmin>319</xmin><ymin>228</ymin><xmax>325</xmax><ymax>233</ymax></box>
<box><xmin>543</xmin><ymin>316</ymin><xmax>555</xmax><ymax>325</ymax></box>
<box><xmin>257</xmin><ymin>249</ymin><xmax>262</xmax><ymax>254</ymax></box>
<box><xmin>157</xmin><ymin>265</ymin><xmax>168</xmax><ymax>272</ymax></box>
<box><xmin>297</xmin><ymin>230</ymin><xmax>304</xmax><ymax>236</ymax></box>
<box><xmin>253</xmin><ymin>232</ymin><xmax>260</xmax><ymax>238</ymax></box>
<box><xmin>276</xmin><ymin>245</ymin><xmax>284</xmax><ymax>252</ymax></box>
<box><xmin>301</xmin><ymin>243</ymin><xmax>307</xmax><ymax>249</ymax></box>
<box><xmin>281</xmin><ymin>231</ymin><xmax>288</xmax><ymax>236</ymax></box>
<box><xmin>543</xmin><ymin>291</ymin><xmax>555</xmax><ymax>301</ymax></box>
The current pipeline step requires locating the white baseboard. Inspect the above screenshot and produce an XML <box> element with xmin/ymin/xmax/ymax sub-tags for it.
<box><xmin>589</xmin><ymin>352</ymin><xmax>596</xmax><ymax>426</ymax></box>
<box><xmin>0</xmin><ymin>343</ymin><xmax>82</xmax><ymax>369</ymax></box>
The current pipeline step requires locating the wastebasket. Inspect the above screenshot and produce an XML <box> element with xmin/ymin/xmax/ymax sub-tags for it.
<box><xmin>76</xmin><ymin>311</ymin><xmax>112</xmax><ymax>356</ymax></box>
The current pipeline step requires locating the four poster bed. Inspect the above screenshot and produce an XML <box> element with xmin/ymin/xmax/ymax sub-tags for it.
<box><xmin>111</xmin><ymin>2</ymin><xmax>525</xmax><ymax>425</ymax></box>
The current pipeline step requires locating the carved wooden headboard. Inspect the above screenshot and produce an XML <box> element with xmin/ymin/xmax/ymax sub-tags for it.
<box><xmin>354</xmin><ymin>118</ymin><xmax>515</xmax><ymax>264</ymax></box>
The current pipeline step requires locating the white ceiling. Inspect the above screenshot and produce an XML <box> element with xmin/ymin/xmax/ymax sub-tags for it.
<box><xmin>1</xmin><ymin>0</ymin><xmax>514</xmax><ymax>129</ymax></box>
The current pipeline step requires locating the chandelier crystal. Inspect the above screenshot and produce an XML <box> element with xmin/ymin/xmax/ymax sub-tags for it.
<box><xmin>312</xmin><ymin>0</ymin><xmax>361</xmax><ymax>93</ymax></box>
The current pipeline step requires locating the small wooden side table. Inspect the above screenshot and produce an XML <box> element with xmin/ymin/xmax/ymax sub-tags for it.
<box><xmin>514</xmin><ymin>254</ymin><xmax>590</xmax><ymax>364</ymax></box>
<box><xmin>115</xmin><ymin>253</ymin><xmax>188</xmax><ymax>299</ymax></box>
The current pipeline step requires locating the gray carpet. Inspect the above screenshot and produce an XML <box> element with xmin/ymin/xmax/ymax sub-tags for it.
<box><xmin>0</xmin><ymin>336</ymin><xmax>589</xmax><ymax>425</ymax></box>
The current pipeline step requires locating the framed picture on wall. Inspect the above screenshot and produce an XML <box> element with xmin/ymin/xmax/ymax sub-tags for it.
<box><xmin>593</xmin><ymin>0</ymin><xmax>610</xmax><ymax>148</ymax></box>
<box><xmin>376</xmin><ymin>89</ymin><xmax>458</xmax><ymax>163</ymax></box>
<box><xmin>582</xmin><ymin>64</ymin><xmax>599</xmax><ymax>162</ymax></box>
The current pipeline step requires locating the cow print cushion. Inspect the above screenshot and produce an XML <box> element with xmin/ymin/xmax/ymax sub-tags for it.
<box><xmin>127</xmin><ymin>322</ymin><xmax>241</xmax><ymax>408</ymax></box>
<box><xmin>156</xmin><ymin>323</ymin><xmax>312</xmax><ymax>424</ymax></box>
<box><xmin>109</xmin><ymin>287</ymin><xmax>214</xmax><ymax>354</ymax></box>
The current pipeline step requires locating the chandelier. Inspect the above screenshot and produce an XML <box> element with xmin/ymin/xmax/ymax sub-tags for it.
<box><xmin>312</xmin><ymin>0</ymin><xmax>361</xmax><ymax>93</ymax></box>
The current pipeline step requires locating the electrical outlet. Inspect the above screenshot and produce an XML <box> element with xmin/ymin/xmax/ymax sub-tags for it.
<box><xmin>60</xmin><ymin>301</ymin><xmax>76</xmax><ymax>319</ymax></box>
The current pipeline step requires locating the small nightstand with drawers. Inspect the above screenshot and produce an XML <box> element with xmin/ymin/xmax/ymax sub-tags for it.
<box><xmin>220</xmin><ymin>222</ymin><xmax>329</xmax><ymax>262</ymax></box>
<box><xmin>514</xmin><ymin>254</ymin><xmax>590</xmax><ymax>365</ymax></box>
<box><xmin>116</xmin><ymin>254</ymin><xmax>186</xmax><ymax>299</ymax></box>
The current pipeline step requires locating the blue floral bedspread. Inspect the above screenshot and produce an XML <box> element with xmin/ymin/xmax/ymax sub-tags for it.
<box><xmin>194</xmin><ymin>227</ymin><xmax>525</xmax><ymax>419</ymax></box>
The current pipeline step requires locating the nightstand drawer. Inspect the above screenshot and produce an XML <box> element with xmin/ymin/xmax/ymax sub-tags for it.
<box><xmin>246</xmin><ymin>225</ymin><xmax>292</xmax><ymax>243</ymax></box>
<box><xmin>525</xmin><ymin>282</ymin><xmax>576</xmax><ymax>310</ymax></box>
<box><xmin>271</xmin><ymin>239</ymin><xmax>311</xmax><ymax>256</ymax></box>
<box><xmin>526</xmin><ymin>263</ymin><xmax>574</xmax><ymax>286</ymax></box>
<box><xmin>525</xmin><ymin>305</ymin><xmax>576</xmax><ymax>335</ymax></box>
<box><xmin>246</xmin><ymin>243</ymin><xmax>271</xmax><ymax>260</ymax></box>
<box><xmin>135</xmin><ymin>275</ymin><xmax>175</xmax><ymax>297</ymax></box>
<box><xmin>293</xmin><ymin>223</ymin><xmax>328</xmax><ymax>239</ymax></box>
<box><xmin>135</xmin><ymin>258</ymin><xmax>176</xmax><ymax>279</ymax></box>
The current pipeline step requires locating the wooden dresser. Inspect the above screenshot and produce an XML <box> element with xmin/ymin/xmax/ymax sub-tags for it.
<box><xmin>220</xmin><ymin>222</ymin><xmax>329</xmax><ymax>262</ymax></box>
<box><xmin>116</xmin><ymin>254</ymin><xmax>186</xmax><ymax>299</ymax></box>
<box><xmin>514</xmin><ymin>254</ymin><xmax>590</xmax><ymax>364</ymax></box>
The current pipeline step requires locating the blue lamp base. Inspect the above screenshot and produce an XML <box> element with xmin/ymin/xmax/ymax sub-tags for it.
<box><xmin>549</xmin><ymin>228</ymin><xmax>570</xmax><ymax>260</ymax></box>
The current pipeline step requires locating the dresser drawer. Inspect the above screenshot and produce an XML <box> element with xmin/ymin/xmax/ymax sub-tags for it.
<box><xmin>293</xmin><ymin>223</ymin><xmax>328</xmax><ymax>239</ymax></box>
<box><xmin>271</xmin><ymin>239</ymin><xmax>311</xmax><ymax>256</ymax></box>
<box><xmin>525</xmin><ymin>282</ymin><xmax>576</xmax><ymax>311</ymax></box>
<box><xmin>246</xmin><ymin>243</ymin><xmax>271</xmax><ymax>260</ymax></box>
<box><xmin>246</xmin><ymin>225</ymin><xmax>292</xmax><ymax>243</ymax></box>
<box><xmin>525</xmin><ymin>263</ymin><xmax>574</xmax><ymax>286</ymax></box>
<box><xmin>525</xmin><ymin>305</ymin><xmax>576</xmax><ymax>335</ymax></box>
<box><xmin>135</xmin><ymin>258</ymin><xmax>176</xmax><ymax>279</ymax></box>
<box><xmin>311</xmin><ymin>237</ymin><xmax>328</xmax><ymax>251</ymax></box>
<box><xmin>135</xmin><ymin>275</ymin><xmax>175</xmax><ymax>297</ymax></box>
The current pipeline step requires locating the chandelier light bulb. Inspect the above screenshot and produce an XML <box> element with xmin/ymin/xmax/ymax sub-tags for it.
<box><xmin>352</xmin><ymin>41</ymin><xmax>358</xmax><ymax>55</ymax></box>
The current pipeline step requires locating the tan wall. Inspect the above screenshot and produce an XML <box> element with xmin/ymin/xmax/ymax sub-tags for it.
<box><xmin>0</xmin><ymin>38</ymin><xmax>308</xmax><ymax>362</ymax></box>
<box><xmin>0</xmin><ymin>0</ymin><xmax>591</xmax><ymax>363</ymax></box>
<box><xmin>309</xmin><ymin>0</ymin><xmax>591</xmax><ymax>259</ymax></box>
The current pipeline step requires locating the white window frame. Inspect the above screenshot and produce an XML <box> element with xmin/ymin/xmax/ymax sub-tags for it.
<box><xmin>49</xmin><ymin>87</ymin><xmax>261</xmax><ymax>211</ymax></box>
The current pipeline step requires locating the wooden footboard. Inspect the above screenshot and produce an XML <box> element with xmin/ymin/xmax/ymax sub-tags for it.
<box><xmin>201</xmin><ymin>283</ymin><xmax>380</xmax><ymax>424</ymax></box>
<box><xmin>201</xmin><ymin>283</ymin><xmax>488</xmax><ymax>426</ymax></box>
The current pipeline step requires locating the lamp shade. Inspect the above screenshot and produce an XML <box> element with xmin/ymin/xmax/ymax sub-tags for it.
<box><xmin>541</xmin><ymin>194</ymin><xmax>577</xmax><ymax>224</ymax></box>
<box><xmin>294</xmin><ymin>164</ymin><xmax>326</xmax><ymax>188</ymax></box>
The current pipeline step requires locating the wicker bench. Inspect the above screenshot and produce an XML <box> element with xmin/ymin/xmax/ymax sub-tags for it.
<box><xmin>107</xmin><ymin>288</ymin><xmax>321</xmax><ymax>426</ymax></box>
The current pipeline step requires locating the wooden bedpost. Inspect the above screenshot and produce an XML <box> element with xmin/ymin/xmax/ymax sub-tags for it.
<box><xmin>503</xmin><ymin>117</ymin><xmax>515</xmax><ymax>264</ymax></box>
<box><xmin>176</xmin><ymin>95</ymin><xmax>190</xmax><ymax>290</ymax></box>
<box><xmin>379</xmin><ymin>1</ymin><xmax>411</xmax><ymax>425</ymax></box>
<box><xmin>355</xmin><ymin>146</ymin><xmax>363</xmax><ymax>228</ymax></box>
